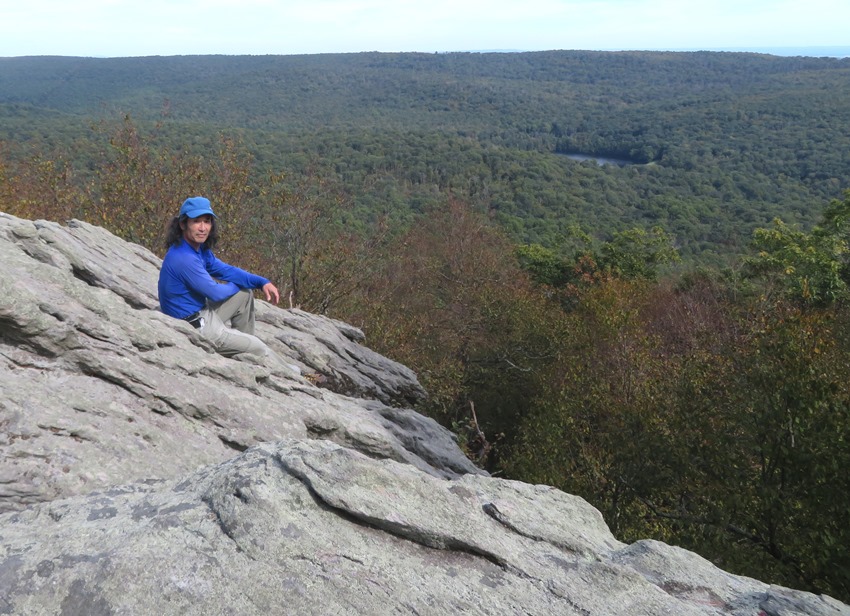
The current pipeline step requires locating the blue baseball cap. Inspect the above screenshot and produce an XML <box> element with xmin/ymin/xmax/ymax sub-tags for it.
<box><xmin>179</xmin><ymin>196</ymin><xmax>217</xmax><ymax>219</ymax></box>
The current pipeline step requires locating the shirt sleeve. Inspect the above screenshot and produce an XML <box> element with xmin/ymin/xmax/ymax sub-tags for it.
<box><xmin>177</xmin><ymin>250</ymin><xmax>242</xmax><ymax>303</ymax></box>
<box><xmin>203</xmin><ymin>250</ymin><xmax>270</xmax><ymax>290</ymax></box>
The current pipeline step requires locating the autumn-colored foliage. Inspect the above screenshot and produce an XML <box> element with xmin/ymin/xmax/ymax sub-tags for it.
<box><xmin>505</xmin><ymin>270</ymin><xmax>850</xmax><ymax>599</ymax></box>
<box><xmin>0</xmin><ymin>148</ymin><xmax>85</xmax><ymax>221</ymax></box>
<box><xmin>337</xmin><ymin>198</ymin><xmax>567</xmax><ymax>453</ymax></box>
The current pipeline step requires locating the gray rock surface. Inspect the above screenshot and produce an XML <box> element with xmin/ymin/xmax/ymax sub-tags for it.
<box><xmin>2</xmin><ymin>440</ymin><xmax>848</xmax><ymax>616</ymax></box>
<box><xmin>0</xmin><ymin>212</ymin><xmax>472</xmax><ymax>514</ymax></box>
<box><xmin>1</xmin><ymin>212</ymin><xmax>848</xmax><ymax>615</ymax></box>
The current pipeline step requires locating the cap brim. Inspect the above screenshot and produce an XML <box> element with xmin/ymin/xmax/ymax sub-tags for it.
<box><xmin>183</xmin><ymin>209</ymin><xmax>216</xmax><ymax>218</ymax></box>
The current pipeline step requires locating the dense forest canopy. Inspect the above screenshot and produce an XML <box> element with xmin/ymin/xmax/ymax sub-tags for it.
<box><xmin>2</xmin><ymin>50</ymin><xmax>850</xmax><ymax>263</ymax></box>
<box><xmin>3</xmin><ymin>51</ymin><xmax>850</xmax><ymax>602</ymax></box>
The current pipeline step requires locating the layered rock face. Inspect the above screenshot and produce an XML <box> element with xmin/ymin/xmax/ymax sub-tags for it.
<box><xmin>0</xmin><ymin>213</ymin><xmax>474</xmax><ymax>513</ymax></box>
<box><xmin>0</xmin><ymin>212</ymin><xmax>847</xmax><ymax>615</ymax></box>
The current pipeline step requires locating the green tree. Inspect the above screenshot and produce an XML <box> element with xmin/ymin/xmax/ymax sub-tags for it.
<box><xmin>597</xmin><ymin>226</ymin><xmax>680</xmax><ymax>280</ymax></box>
<box><xmin>515</xmin><ymin>243</ymin><xmax>571</xmax><ymax>287</ymax></box>
<box><xmin>744</xmin><ymin>190</ymin><xmax>850</xmax><ymax>305</ymax></box>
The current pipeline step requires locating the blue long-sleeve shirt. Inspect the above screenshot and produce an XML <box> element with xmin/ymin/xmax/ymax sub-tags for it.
<box><xmin>158</xmin><ymin>239</ymin><xmax>269</xmax><ymax>319</ymax></box>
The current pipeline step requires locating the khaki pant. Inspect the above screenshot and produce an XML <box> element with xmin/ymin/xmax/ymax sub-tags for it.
<box><xmin>198</xmin><ymin>289</ymin><xmax>270</xmax><ymax>357</ymax></box>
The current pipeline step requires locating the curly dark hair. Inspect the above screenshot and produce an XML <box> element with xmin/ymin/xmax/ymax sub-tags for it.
<box><xmin>164</xmin><ymin>215</ymin><xmax>219</xmax><ymax>250</ymax></box>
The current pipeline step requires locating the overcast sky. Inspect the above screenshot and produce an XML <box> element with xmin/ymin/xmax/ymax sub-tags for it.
<box><xmin>0</xmin><ymin>0</ymin><xmax>847</xmax><ymax>58</ymax></box>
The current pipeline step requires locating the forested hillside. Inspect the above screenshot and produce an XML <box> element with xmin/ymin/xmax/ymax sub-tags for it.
<box><xmin>3</xmin><ymin>51</ymin><xmax>850</xmax><ymax>602</ymax></box>
<box><xmin>2</xmin><ymin>51</ymin><xmax>850</xmax><ymax>262</ymax></box>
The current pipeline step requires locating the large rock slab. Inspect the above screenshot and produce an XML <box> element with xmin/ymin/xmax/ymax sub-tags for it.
<box><xmin>1</xmin><ymin>440</ymin><xmax>846</xmax><ymax>616</ymax></box>
<box><xmin>0</xmin><ymin>212</ymin><xmax>475</xmax><ymax>513</ymax></box>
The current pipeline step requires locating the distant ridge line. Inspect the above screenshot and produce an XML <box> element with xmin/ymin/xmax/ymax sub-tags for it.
<box><xmin>605</xmin><ymin>46</ymin><xmax>850</xmax><ymax>58</ymax></box>
<box><xmin>3</xmin><ymin>47</ymin><xmax>850</xmax><ymax>60</ymax></box>
<box><xmin>445</xmin><ymin>46</ymin><xmax>850</xmax><ymax>58</ymax></box>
